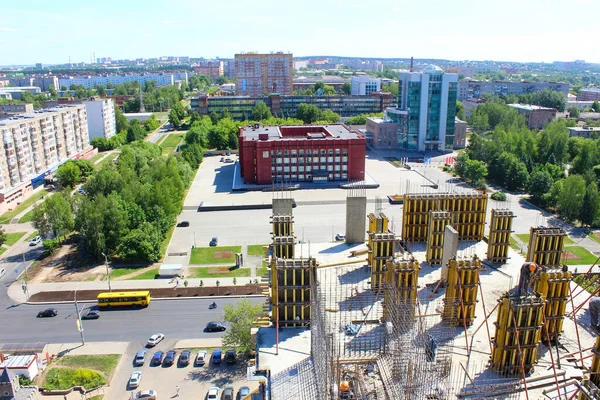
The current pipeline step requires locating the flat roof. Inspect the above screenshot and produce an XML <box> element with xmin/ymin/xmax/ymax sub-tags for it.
<box><xmin>240</xmin><ymin>124</ymin><xmax>363</xmax><ymax>141</ymax></box>
<box><xmin>1</xmin><ymin>355</ymin><xmax>36</xmax><ymax>368</ymax></box>
<box><xmin>508</xmin><ymin>103</ymin><xmax>556</xmax><ymax>111</ymax></box>
<box><xmin>568</xmin><ymin>126</ymin><xmax>600</xmax><ymax>131</ymax></box>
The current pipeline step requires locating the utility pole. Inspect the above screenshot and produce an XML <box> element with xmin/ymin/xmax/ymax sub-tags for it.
<box><xmin>74</xmin><ymin>283</ymin><xmax>85</xmax><ymax>345</ymax></box>
<box><xmin>101</xmin><ymin>253</ymin><xmax>112</xmax><ymax>291</ymax></box>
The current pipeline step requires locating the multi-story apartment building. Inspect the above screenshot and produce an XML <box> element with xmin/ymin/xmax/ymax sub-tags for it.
<box><xmin>0</xmin><ymin>87</ymin><xmax>42</xmax><ymax>100</ymax></box>
<box><xmin>0</xmin><ymin>105</ymin><xmax>93</xmax><ymax>212</ymax></box>
<box><xmin>577</xmin><ymin>88</ymin><xmax>600</xmax><ymax>102</ymax></box>
<box><xmin>84</xmin><ymin>98</ymin><xmax>116</xmax><ymax>141</ymax></box>
<box><xmin>190</xmin><ymin>93</ymin><xmax>395</xmax><ymax>120</ymax></box>
<box><xmin>58</xmin><ymin>72</ymin><xmax>188</xmax><ymax>89</ymax></box>
<box><xmin>392</xmin><ymin>65</ymin><xmax>458</xmax><ymax>151</ymax></box>
<box><xmin>508</xmin><ymin>104</ymin><xmax>557</xmax><ymax>130</ymax></box>
<box><xmin>9</xmin><ymin>75</ymin><xmax>59</xmax><ymax>92</ymax></box>
<box><xmin>235</xmin><ymin>53</ymin><xmax>293</xmax><ymax>96</ymax></box>
<box><xmin>350</xmin><ymin>76</ymin><xmax>381</xmax><ymax>96</ymax></box>
<box><xmin>0</xmin><ymin>103</ymin><xmax>35</xmax><ymax>118</ymax></box>
<box><xmin>238</xmin><ymin>124</ymin><xmax>366</xmax><ymax>185</ymax></box>
<box><xmin>458</xmin><ymin>80</ymin><xmax>569</xmax><ymax>101</ymax></box>
<box><xmin>193</xmin><ymin>61</ymin><xmax>224</xmax><ymax>79</ymax></box>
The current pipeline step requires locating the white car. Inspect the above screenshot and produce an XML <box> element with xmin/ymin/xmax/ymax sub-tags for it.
<box><xmin>128</xmin><ymin>371</ymin><xmax>142</xmax><ymax>388</ymax></box>
<box><xmin>146</xmin><ymin>333</ymin><xmax>165</xmax><ymax>347</ymax></box>
<box><xmin>195</xmin><ymin>350</ymin><xmax>207</xmax><ymax>366</ymax></box>
<box><xmin>29</xmin><ymin>235</ymin><xmax>42</xmax><ymax>246</ymax></box>
<box><xmin>207</xmin><ymin>387</ymin><xmax>220</xmax><ymax>400</ymax></box>
<box><xmin>137</xmin><ymin>390</ymin><xmax>157</xmax><ymax>400</ymax></box>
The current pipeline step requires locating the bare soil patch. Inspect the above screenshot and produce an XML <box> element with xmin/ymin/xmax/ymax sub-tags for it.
<box><xmin>213</xmin><ymin>250</ymin><xmax>233</xmax><ymax>259</ymax></box>
<box><xmin>594</xmin><ymin>232</ymin><xmax>600</xmax><ymax>242</ymax></box>
<box><xmin>207</xmin><ymin>267</ymin><xmax>232</xmax><ymax>274</ymax></box>
<box><xmin>562</xmin><ymin>251</ymin><xmax>582</xmax><ymax>261</ymax></box>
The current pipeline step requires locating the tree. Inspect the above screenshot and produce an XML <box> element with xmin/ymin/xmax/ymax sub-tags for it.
<box><xmin>116</xmin><ymin>222</ymin><xmax>162</xmax><ymax>262</ymax></box>
<box><xmin>144</xmin><ymin>114</ymin><xmax>160</xmax><ymax>132</ymax></box>
<box><xmin>222</xmin><ymin>299</ymin><xmax>263</xmax><ymax>354</ymax></box>
<box><xmin>168</xmin><ymin>109</ymin><xmax>181</xmax><ymax>127</ymax></box>
<box><xmin>96</xmin><ymin>85</ymin><xmax>107</xmax><ymax>96</ymax></box>
<box><xmin>568</xmin><ymin>106</ymin><xmax>580</xmax><ymax>118</ymax></box>
<box><xmin>31</xmin><ymin>192</ymin><xmax>74</xmax><ymax>241</ymax></box>
<box><xmin>529</xmin><ymin>89</ymin><xmax>567</xmax><ymax>112</ymax></box>
<box><xmin>464</xmin><ymin>158</ymin><xmax>488</xmax><ymax>183</ymax></box>
<box><xmin>456</xmin><ymin>101</ymin><xmax>466</xmax><ymax>121</ymax></box>
<box><xmin>126</xmin><ymin>119</ymin><xmax>148</xmax><ymax>142</ymax></box>
<box><xmin>115</xmin><ymin>106</ymin><xmax>129</xmax><ymax>132</ymax></box>
<box><xmin>557</xmin><ymin>175</ymin><xmax>586</xmax><ymax>221</ymax></box>
<box><xmin>48</xmin><ymin>85</ymin><xmax>58</xmax><ymax>100</ymax></box>
<box><xmin>55</xmin><ymin>162</ymin><xmax>81</xmax><ymax>188</ymax></box>
<box><xmin>252</xmin><ymin>102</ymin><xmax>272</xmax><ymax>121</ymax></box>
<box><xmin>571</xmin><ymin>139</ymin><xmax>599</xmax><ymax>175</ymax></box>
<box><xmin>209</xmin><ymin>111</ymin><xmax>220</xmax><ymax>125</ymax></box>
<box><xmin>382</xmin><ymin>82</ymin><xmax>398</xmax><ymax>96</ymax></box>
<box><xmin>216</xmin><ymin>76</ymin><xmax>228</xmax><ymax>85</ymax></box>
<box><xmin>319</xmin><ymin>109</ymin><xmax>341</xmax><ymax>123</ymax></box>
<box><xmin>580</xmin><ymin>183</ymin><xmax>600</xmax><ymax>226</ymax></box>
<box><xmin>341</xmin><ymin>81</ymin><xmax>351</xmax><ymax>95</ymax></box>
<box><xmin>528</xmin><ymin>170</ymin><xmax>553</xmax><ymax>204</ymax></box>
<box><xmin>592</xmin><ymin>100</ymin><xmax>600</xmax><ymax>113</ymax></box>
<box><xmin>0</xmin><ymin>227</ymin><xmax>6</xmax><ymax>247</ymax></box>
<box><xmin>296</xmin><ymin>103</ymin><xmax>320</xmax><ymax>124</ymax></box>
<box><xmin>180</xmin><ymin>143</ymin><xmax>204</xmax><ymax>169</ymax></box>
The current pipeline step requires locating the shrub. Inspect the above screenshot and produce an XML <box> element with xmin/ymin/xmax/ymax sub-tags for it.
<box><xmin>491</xmin><ymin>191</ymin><xmax>507</xmax><ymax>201</ymax></box>
<box><xmin>42</xmin><ymin>238</ymin><xmax>60</xmax><ymax>255</ymax></box>
<box><xmin>183</xmin><ymin>279</ymin><xmax>188</xmax><ymax>287</ymax></box>
<box><xmin>474</xmin><ymin>179</ymin><xmax>488</xmax><ymax>191</ymax></box>
<box><xmin>18</xmin><ymin>375</ymin><xmax>31</xmax><ymax>386</ymax></box>
<box><xmin>44</xmin><ymin>368</ymin><xmax>105</xmax><ymax>390</ymax></box>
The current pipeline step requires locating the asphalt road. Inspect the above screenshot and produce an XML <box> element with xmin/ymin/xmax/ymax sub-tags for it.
<box><xmin>0</xmin><ymin>241</ymin><xmax>44</xmax><ymax>307</ymax></box>
<box><xmin>0</xmin><ymin>296</ymin><xmax>264</xmax><ymax>344</ymax></box>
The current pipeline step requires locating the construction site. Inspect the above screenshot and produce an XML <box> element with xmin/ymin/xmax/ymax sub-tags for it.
<box><xmin>255</xmin><ymin>184</ymin><xmax>600</xmax><ymax>400</ymax></box>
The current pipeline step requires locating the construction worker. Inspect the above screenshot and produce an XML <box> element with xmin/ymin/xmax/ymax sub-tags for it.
<box><xmin>517</xmin><ymin>262</ymin><xmax>538</xmax><ymax>296</ymax></box>
<box><xmin>590</xmin><ymin>297</ymin><xmax>600</xmax><ymax>333</ymax></box>
<box><xmin>425</xmin><ymin>334</ymin><xmax>438</xmax><ymax>362</ymax></box>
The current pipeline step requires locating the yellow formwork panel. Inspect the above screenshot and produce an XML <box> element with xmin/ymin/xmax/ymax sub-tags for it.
<box><xmin>535</xmin><ymin>268</ymin><xmax>572</xmax><ymax>342</ymax></box>
<box><xmin>370</xmin><ymin>232</ymin><xmax>395</xmax><ymax>289</ymax></box>
<box><xmin>272</xmin><ymin>258</ymin><xmax>316</xmax><ymax>327</ymax></box>
<box><xmin>487</xmin><ymin>209</ymin><xmax>515</xmax><ymax>263</ymax></box>
<box><xmin>443</xmin><ymin>256</ymin><xmax>481</xmax><ymax>326</ymax></box>
<box><xmin>526</xmin><ymin>227</ymin><xmax>566</xmax><ymax>268</ymax></box>
<box><xmin>383</xmin><ymin>257</ymin><xmax>420</xmax><ymax>326</ymax></box>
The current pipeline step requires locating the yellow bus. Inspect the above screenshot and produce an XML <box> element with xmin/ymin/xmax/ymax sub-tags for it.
<box><xmin>97</xmin><ymin>291</ymin><xmax>151</xmax><ymax>308</ymax></box>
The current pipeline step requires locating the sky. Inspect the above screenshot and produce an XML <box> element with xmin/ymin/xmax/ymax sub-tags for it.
<box><xmin>1</xmin><ymin>0</ymin><xmax>598</xmax><ymax>66</ymax></box>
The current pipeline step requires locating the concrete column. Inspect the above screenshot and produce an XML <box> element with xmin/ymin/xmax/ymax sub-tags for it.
<box><xmin>441</xmin><ymin>225</ymin><xmax>458</xmax><ymax>282</ymax></box>
<box><xmin>346</xmin><ymin>196</ymin><xmax>367</xmax><ymax>244</ymax></box>
<box><xmin>272</xmin><ymin>198</ymin><xmax>293</xmax><ymax>216</ymax></box>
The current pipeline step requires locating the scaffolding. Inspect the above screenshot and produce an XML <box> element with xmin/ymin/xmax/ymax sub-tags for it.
<box><xmin>383</xmin><ymin>255</ymin><xmax>419</xmax><ymax>326</ymax></box>
<box><xmin>271</xmin><ymin>215</ymin><xmax>295</xmax><ymax>259</ymax></box>
<box><xmin>526</xmin><ymin>227</ymin><xmax>566</xmax><ymax>268</ymax></box>
<box><xmin>402</xmin><ymin>192</ymin><xmax>488</xmax><ymax>242</ymax></box>
<box><xmin>367</xmin><ymin>212</ymin><xmax>395</xmax><ymax>289</ymax></box>
<box><xmin>443</xmin><ymin>256</ymin><xmax>481</xmax><ymax>327</ymax></box>
<box><xmin>426</xmin><ymin>211</ymin><xmax>453</xmax><ymax>265</ymax></box>
<box><xmin>487</xmin><ymin>209</ymin><xmax>515</xmax><ymax>263</ymax></box>
<box><xmin>271</xmin><ymin>258</ymin><xmax>317</xmax><ymax>327</ymax></box>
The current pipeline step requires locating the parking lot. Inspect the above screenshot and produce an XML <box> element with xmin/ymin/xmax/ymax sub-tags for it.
<box><xmin>113</xmin><ymin>339</ymin><xmax>259</xmax><ymax>399</ymax></box>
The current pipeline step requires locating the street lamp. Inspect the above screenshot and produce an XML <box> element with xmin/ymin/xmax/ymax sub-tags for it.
<box><xmin>74</xmin><ymin>282</ymin><xmax>85</xmax><ymax>345</ymax></box>
<box><xmin>193</xmin><ymin>231</ymin><xmax>197</xmax><ymax>248</ymax></box>
<box><xmin>101</xmin><ymin>252</ymin><xmax>111</xmax><ymax>292</ymax></box>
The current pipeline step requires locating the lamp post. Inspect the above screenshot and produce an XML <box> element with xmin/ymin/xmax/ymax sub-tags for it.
<box><xmin>101</xmin><ymin>252</ymin><xmax>111</xmax><ymax>292</ymax></box>
<box><xmin>193</xmin><ymin>231</ymin><xmax>197</xmax><ymax>248</ymax></box>
<box><xmin>74</xmin><ymin>282</ymin><xmax>85</xmax><ymax>345</ymax></box>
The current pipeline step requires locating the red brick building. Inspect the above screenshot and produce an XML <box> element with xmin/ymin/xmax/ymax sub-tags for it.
<box><xmin>238</xmin><ymin>124</ymin><xmax>366</xmax><ymax>185</ymax></box>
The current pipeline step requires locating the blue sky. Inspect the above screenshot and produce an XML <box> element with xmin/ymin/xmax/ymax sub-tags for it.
<box><xmin>1</xmin><ymin>0</ymin><xmax>598</xmax><ymax>65</ymax></box>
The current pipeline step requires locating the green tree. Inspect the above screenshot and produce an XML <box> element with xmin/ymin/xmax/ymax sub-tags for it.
<box><xmin>528</xmin><ymin>170</ymin><xmax>553</xmax><ymax>204</ymax></box>
<box><xmin>296</xmin><ymin>103</ymin><xmax>320</xmax><ymax>124</ymax></box>
<box><xmin>456</xmin><ymin>101</ymin><xmax>466</xmax><ymax>121</ymax></box>
<box><xmin>31</xmin><ymin>192</ymin><xmax>74</xmax><ymax>241</ymax></box>
<box><xmin>126</xmin><ymin>119</ymin><xmax>148</xmax><ymax>142</ymax></box>
<box><xmin>381</xmin><ymin>82</ymin><xmax>398</xmax><ymax>96</ymax></box>
<box><xmin>180</xmin><ymin>143</ymin><xmax>204</xmax><ymax>169</ymax></box>
<box><xmin>252</xmin><ymin>101</ymin><xmax>272</xmax><ymax>121</ymax></box>
<box><xmin>115</xmin><ymin>106</ymin><xmax>129</xmax><ymax>132</ymax></box>
<box><xmin>96</xmin><ymin>85</ymin><xmax>107</xmax><ymax>96</ymax></box>
<box><xmin>341</xmin><ymin>81</ymin><xmax>351</xmax><ymax>95</ymax></box>
<box><xmin>568</xmin><ymin>106</ymin><xmax>580</xmax><ymax>118</ymax></box>
<box><xmin>222</xmin><ymin>299</ymin><xmax>264</xmax><ymax>354</ymax></box>
<box><xmin>209</xmin><ymin>111</ymin><xmax>220</xmax><ymax>125</ymax></box>
<box><xmin>592</xmin><ymin>100</ymin><xmax>600</xmax><ymax>113</ymax></box>
<box><xmin>529</xmin><ymin>89</ymin><xmax>567</xmax><ymax>112</ymax></box>
<box><xmin>0</xmin><ymin>227</ymin><xmax>6</xmax><ymax>246</ymax></box>
<box><xmin>580</xmin><ymin>183</ymin><xmax>600</xmax><ymax>226</ymax></box>
<box><xmin>464</xmin><ymin>158</ymin><xmax>488</xmax><ymax>183</ymax></box>
<box><xmin>319</xmin><ymin>109</ymin><xmax>341</xmax><ymax>123</ymax></box>
<box><xmin>221</xmin><ymin>108</ymin><xmax>231</xmax><ymax>121</ymax></box>
<box><xmin>168</xmin><ymin>109</ymin><xmax>181</xmax><ymax>127</ymax></box>
<box><xmin>144</xmin><ymin>114</ymin><xmax>160</xmax><ymax>132</ymax></box>
<box><xmin>48</xmin><ymin>85</ymin><xmax>58</xmax><ymax>99</ymax></box>
<box><xmin>216</xmin><ymin>76</ymin><xmax>228</xmax><ymax>85</ymax></box>
<box><xmin>557</xmin><ymin>175</ymin><xmax>586</xmax><ymax>221</ymax></box>
<box><xmin>116</xmin><ymin>222</ymin><xmax>162</xmax><ymax>262</ymax></box>
<box><xmin>55</xmin><ymin>162</ymin><xmax>81</xmax><ymax>188</ymax></box>
<box><xmin>572</xmin><ymin>139</ymin><xmax>599</xmax><ymax>175</ymax></box>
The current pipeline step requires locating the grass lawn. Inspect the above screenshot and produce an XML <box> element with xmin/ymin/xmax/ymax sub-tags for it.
<box><xmin>43</xmin><ymin>354</ymin><xmax>120</xmax><ymax>390</ymax></box>
<box><xmin>188</xmin><ymin>266</ymin><xmax>251</xmax><ymax>278</ymax></box>
<box><xmin>589</xmin><ymin>232</ymin><xmax>600</xmax><ymax>244</ymax></box>
<box><xmin>190</xmin><ymin>246</ymin><xmax>241</xmax><ymax>265</ymax></box>
<box><xmin>160</xmin><ymin>134</ymin><xmax>184</xmax><ymax>155</ymax></box>
<box><xmin>89</xmin><ymin>152</ymin><xmax>108</xmax><ymax>164</ymax></box>
<box><xmin>19</xmin><ymin>209</ymin><xmax>35</xmax><ymax>223</ymax></box>
<box><xmin>247</xmin><ymin>244</ymin><xmax>268</xmax><ymax>257</ymax></box>
<box><xmin>160</xmin><ymin>224</ymin><xmax>176</xmax><ymax>261</ymax></box>
<box><xmin>109</xmin><ymin>267</ymin><xmax>158</xmax><ymax>280</ymax></box>
<box><xmin>109</xmin><ymin>267</ymin><xmax>147</xmax><ymax>279</ymax></box>
<box><xmin>516</xmin><ymin>233</ymin><xmax>574</xmax><ymax>245</ymax></box>
<box><xmin>26</xmin><ymin>231</ymin><xmax>39</xmax><ymax>241</ymax></box>
<box><xmin>88</xmin><ymin>396</ymin><xmax>104</xmax><ymax>400</ymax></box>
<box><xmin>574</xmin><ymin>274</ymin><xmax>600</xmax><ymax>295</ymax></box>
<box><xmin>509</xmin><ymin>236</ymin><xmax>522</xmax><ymax>251</ymax></box>
<box><xmin>0</xmin><ymin>247</ymin><xmax>6</xmax><ymax>256</ymax></box>
<box><xmin>96</xmin><ymin>153</ymin><xmax>119</xmax><ymax>168</ymax></box>
<box><xmin>128</xmin><ymin>267</ymin><xmax>159</xmax><ymax>280</ymax></box>
<box><xmin>0</xmin><ymin>189</ymin><xmax>48</xmax><ymax>224</ymax></box>
<box><xmin>4</xmin><ymin>232</ymin><xmax>27</xmax><ymax>246</ymax></box>
<box><xmin>562</xmin><ymin>246</ymin><xmax>600</xmax><ymax>265</ymax></box>
<box><xmin>257</xmin><ymin>264</ymin><xmax>268</xmax><ymax>277</ymax></box>
<box><xmin>55</xmin><ymin>354</ymin><xmax>120</xmax><ymax>377</ymax></box>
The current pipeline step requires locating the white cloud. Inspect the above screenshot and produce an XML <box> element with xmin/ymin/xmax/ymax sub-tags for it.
<box><xmin>0</xmin><ymin>27</ymin><xmax>18</xmax><ymax>32</ymax></box>
<box><xmin>161</xmin><ymin>19</ymin><xmax>176</xmax><ymax>24</ymax></box>
<box><xmin>143</xmin><ymin>33</ymin><xmax>152</xmax><ymax>37</ymax></box>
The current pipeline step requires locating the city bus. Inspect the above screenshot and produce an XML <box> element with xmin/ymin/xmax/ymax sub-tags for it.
<box><xmin>97</xmin><ymin>291</ymin><xmax>151</xmax><ymax>308</ymax></box>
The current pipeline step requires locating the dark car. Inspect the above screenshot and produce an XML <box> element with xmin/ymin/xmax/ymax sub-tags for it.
<box><xmin>212</xmin><ymin>349</ymin><xmax>222</xmax><ymax>364</ymax></box>
<box><xmin>151</xmin><ymin>351</ymin><xmax>164</xmax><ymax>365</ymax></box>
<box><xmin>37</xmin><ymin>308</ymin><xmax>58</xmax><ymax>318</ymax></box>
<box><xmin>81</xmin><ymin>311</ymin><xmax>100</xmax><ymax>320</ymax></box>
<box><xmin>222</xmin><ymin>386</ymin><xmax>234</xmax><ymax>400</ymax></box>
<box><xmin>238</xmin><ymin>386</ymin><xmax>251</xmax><ymax>399</ymax></box>
<box><xmin>209</xmin><ymin>237</ymin><xmax>218</xmax><ymax>247</ymax></box>
<box><xmin>178</xmin><ymin>349</ymin><xmax>191</xmax><ymax>366</ymax></box>
<box><xmin>225</xmin><ymin>349</ymin><xmax>236</xmax><ymax>364</ymax></box>
<box><xmin>176</xmin><ymin>221</ymin><xmax>190</xmax><ymax>227</ymax></box>
<box><xmin>163</xmin><ymin>350</ymin><xmax>177</xmax><ymax>366</ymax></box>
<box><xmin>205</xmin><ymin>321</ymin><xmax>226</xmax><ymax>332</ymax></box>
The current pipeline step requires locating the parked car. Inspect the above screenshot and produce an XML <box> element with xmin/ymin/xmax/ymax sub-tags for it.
<box><xmin>195</xmin><ymin>350</ymin><xmax>207</xmax><ymax>366</ymax></box>
<box><xmin>37</xmin><ymin>308</ymin><xmax>57</xmax><ymax>318</ymax></box>
<box><xmin>212</xmin><ymin>349</ymin><xmax>222</xmax><ymax>364</ymax></box>
<box><xmin>226</xmin><ymin>151</ymin><xmax>231</xmax><ymax>156</ymax></box>
<box><xmin>222</xmin><ymin>386</ymin><xmax>234</xmax><ymax>400</ymax></box>
<box><xmin>0</xmin><ymin>268</ymin><xmax>6</xmax><ymax>278</ymax></box>
<box><xmin>76</xmin><ymin>188</ymin><xmax>86</xmax><ymax>195</ymax></box>
<box><xmin>81</xmin><ymin>311</ymin><xmax>100</xmax><ymax>320</ymax></box>
<box><xmin>335</xmin><ymin>234</ymin><xmax>345</xmax><ymax>241</ymax></box>
<box><xmin>128</xmin><ymin>371</ymin><xmax>142</xmax><ymax>388</ymax></box>
<box><xmin>225</xmin><ymin>349</ymin><xmax>237</xmax><ymax>364</ymax></box>
<box><xmin>134</xmin><ymin>350</ymin><xmax>146</xmax><ymax>366</ymax></box>
<box><xmin>147</xmin><ymin>333</ymin><xmax>165</xmax><ymax>347</ymax></box>
<box><xmin>209</xmin><ymin>237</ymin><xmax>218</xmax><ymax>247</ymax></box>
<box><xmin>238</xmin><ymin>386</ymin><xmax>251</xmax><ymax>399</ymax></box>
<box><xmin>205</xmin><ymin>321</ymin><xmax>226</xmax><ymax>332</ymax></box>
<box><xmin>151</xmin><ymin>351</ymin><xmax>164</xmax><ymax>365</ymax></box>
<box><xmin>207</xmin><ymin>387</ymin><xmax>220</xmax><ymax>400</ymax></box>
<box><xmin>163</xmin><ymin>350</ymin><xmax>177</xmax><ymax>366</ymax></box>
<box><xmin>136</xmin><ymin>390</ymin><xmax>157</xmax><ymax>400</ymax></box>
<box><xmin>224</xmin><ymin>158</ymin><xmax>234</xmax><ymax>163</ymax></box>
<box><xmin>220</xmin><ymin>157</ymin><xmax>225</xmax><ymax>162</ymax></box>
<box><xmin>178</xmin><ymin>349</ymin><xmax>191</xmax><ymax>366</ymax></box>
<box><xmin>29</xmin><ymin>235</ymin><xmax>42</xmax><ymax>246</ymax></box>
<box><xmin>176</xmin><ymin>221</ymin><xmax>190</xmax><ymax>227</ymax></box>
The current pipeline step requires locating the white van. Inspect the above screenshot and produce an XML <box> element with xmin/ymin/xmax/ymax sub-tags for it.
<box><xmin>0</xmin><ymin>268</ymin><xmax>5</xmax><ymax>278</ymax></box>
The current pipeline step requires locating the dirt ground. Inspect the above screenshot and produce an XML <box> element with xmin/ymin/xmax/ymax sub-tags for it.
<box><xmin>562</xmin><ymin>250</ymin><xmax>582</xmax><ymax>261</ymax></box>
<box><xmin>28</xmin><ymin>284</ymin><xmax>265</xmax><ymax>302</ymax></box>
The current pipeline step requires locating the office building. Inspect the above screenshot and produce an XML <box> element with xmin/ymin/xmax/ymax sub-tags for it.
<box><xmin>391</xmin><ymin>65</ymin><xmax>458</xmax><ymax>151</ymax></box>
<box><xmin>577</xmin><ymin>88</ymin><xmax>600</xmax><ymax>102</ymax></box>
<box><xmin>454</xmin><ymin>117</ymin><xmax>467</xmax><ymax>149</ymax></box>
<box><xmin>0</xmin><ymin>105</ymin><xmax>93</xmax><ymax>213</ymax></box>
<box><xmin>458</xmin><ymin>80</ymin><xmax>569</xmax><ymax>101</ymax></box>
<box><xmin>293</xmin><ymin>76</ymin><xmax>349</xmax><ymax>92</ymax></box>
<box><xmin>235</xmin><ymin>53</ymin><xmax>293</xmax><ymax>96</ymax></box>
<box><xmin>365</xmin><ymin>117</ymin><xmax>398</xmax><ymax>148</ymax></box>
<box><xmin>508</xmin><ymin>104</ymin><xmax>557</xmax><ymax>130</ymax></box>
<box><xmin>58</xmin><ymin>72</ymin><xmax>188</xmax><ymax>89</ymax></box>
<box><xmin>0</xmin><ymin>103</ymin><xmax>35</xmax><ymax>119</ymax></box>
<box><xmin>293</xmin><ymin>60</ymin><xmax>309</xmax><ymax>70</ymax></box>
<box><xmin>567</xmin><ymin>126</ymin><xmax>600</xmax><ymax>139</ymax></box>
<box><xmin>84</xmin><ymin>98</ymin><xmax>116</xmax><ymax>141</ymax></box>
<box><xmin>190</xmin><ymin>92</ymin><xmax>394</xmax><ymax>120</ymax></box>
<box><xmin>351</xmin><ymin>76</ymin><xmax>381</xmax><ymax>96</ymax></box>
<box><xmin>193</xmin><ymin>61</ymin><xmax>224</xmax><ymax>79</ymax></box>
<box><xmin>238</xmin><ymin>124</ymin><xmax>366</xmax><ymax>185</ymax></box>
